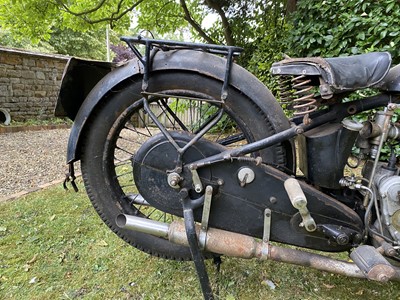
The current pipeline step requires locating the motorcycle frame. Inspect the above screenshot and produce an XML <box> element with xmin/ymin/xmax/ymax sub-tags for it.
<box><xmin>57</xmin><ymin>37</ymin><xmax>400</xmax><ymax>170</ymax></box>
<box><xmin>120</xmin><ymin>39</ymin><xmax>400</xmax><ymax>292</ymax></box>
<box><xmin>58</xmin><ymin>37</ymin><xmax>400</xmax><ymax>299</ymax></box>
<box><xmin>58</xmin><ymin>36</ymin><xmax>400</xmax><ymax>201</ymax></box>
<box><xmin>121</xmin><ymin>37</ymin><xmax>400</xmax><ymax>171</ymax></box>
<box><xmin>188</xmin><ymin>94</ymin><xmax>400</xmax><ymax>170</ymax></box>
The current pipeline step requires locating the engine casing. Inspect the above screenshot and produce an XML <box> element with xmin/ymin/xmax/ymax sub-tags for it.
<box><xmin>379</xmin><ymin>175</ymin><xmax>400</xmax><ymax>242</ymax></box>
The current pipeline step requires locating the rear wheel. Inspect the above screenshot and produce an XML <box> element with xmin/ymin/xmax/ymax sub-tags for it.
<box><xmin>80</xmin><ymin>71</ymin><xmax>288</xmax><ymax>260</ymax></box>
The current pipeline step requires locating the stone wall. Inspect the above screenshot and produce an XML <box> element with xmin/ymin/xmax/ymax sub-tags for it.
<box><xmin>0</xmin><ymin>47</ymin><xmax>69</xmax><ymax>121</ymax></box>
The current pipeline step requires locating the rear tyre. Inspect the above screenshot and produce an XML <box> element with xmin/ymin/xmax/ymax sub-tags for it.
<box><xmin>80</xmin><ymin>71</ymin><xmax>288</xmax><ymax>260</ymax></box>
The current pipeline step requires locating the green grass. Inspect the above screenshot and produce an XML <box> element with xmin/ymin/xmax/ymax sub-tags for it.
<box><xmin>6</xmin><ymin>117</ymin><xmax>72</xmax><ymax>127</ymax></box>
<box><xmin>1</xmin><ymin>181</ymin><xmax>400</xmax><ymax>300</ymax></box>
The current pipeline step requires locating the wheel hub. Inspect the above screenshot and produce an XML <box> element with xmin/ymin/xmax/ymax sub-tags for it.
<box><xmin>132</xmin><ymin>131</ymin><xmax>225</xmax><ymax>216</ymax></box>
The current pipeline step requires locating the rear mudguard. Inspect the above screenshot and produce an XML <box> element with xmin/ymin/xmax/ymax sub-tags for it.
<box><xmin>56</xmin><ymin>50</ymin><xmax>294</xmax><ymax>166</ymax></box>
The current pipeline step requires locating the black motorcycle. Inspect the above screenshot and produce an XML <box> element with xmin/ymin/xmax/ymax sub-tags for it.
<box><xmin>56</xmin><ymin>36</ymin><xmax>400</xmax><ymax>299</ymax></box>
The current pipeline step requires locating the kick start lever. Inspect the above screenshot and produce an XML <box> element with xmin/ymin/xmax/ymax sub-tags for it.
<box><xmin>284</xmin><ymin>178</ymin><xmax>317</xmax><ymax>232</ymax></box>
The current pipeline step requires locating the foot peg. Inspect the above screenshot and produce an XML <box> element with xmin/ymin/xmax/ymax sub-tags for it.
<box><xmin>284</xmin><ymin>178</ymin><xmax>316</xmax><ymax>232</ymax></box>
<box><xmin>350</xmin><ymin>245</ymin><xmax>397</xmax><ymax>282</ymax></box>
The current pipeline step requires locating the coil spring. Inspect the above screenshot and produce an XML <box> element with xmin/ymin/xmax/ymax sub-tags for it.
<box><xmin>230</xmin><ymin>156</ymin><xmax>263</xmax><ymax>165</ymax></box>
<box><xmin>278</xmin><ymin>75</ymin><xmax>317</xmax><ymax>116</ymax></box>
<box><xmin>278</xmin><ymin>76</ymin><xmax>294</xmax><ymax>105</ymax></box>
<box><xmin>292</xmin><ymin>75</ymin><xmax>317</xmax><ymax>115</ymax></box>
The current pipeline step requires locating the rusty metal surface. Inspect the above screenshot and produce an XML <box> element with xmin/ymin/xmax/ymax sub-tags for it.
<box><xmin>350</xmin><ymin>245</ymin><xmax>398</xmax><ymax>282</ymax></box>
<box><xmin>169</xmin><ymin>220</ymin><xmax>400</xmax><ymax>281</ymax></box>
<box><xmin>267</xmin><ymin>245</ymin><xmax>364</xmax><ymax>279</ymax></box>
<box><xmin>168</xmin><ymin>220</ymin><xmax>374</xmax><ymax>280</ymax></box>
<box><xmin>118</xmin><ymin>215</ymin><xmax>400</xmax><ymax>282</ymax></box>
<box><xmin>169</xmin><ymin>221</ymin><xmax>259</xmax><ymax>259</ymax></box>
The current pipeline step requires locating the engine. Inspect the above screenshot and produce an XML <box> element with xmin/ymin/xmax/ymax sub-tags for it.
<box><xmin>297</xmin><ymin>103</ymin><xmax>400</xmax><ymax>248</ymax></box>
<box><xmin>361</xmin><ymin>159</ymin><xmax>400</xmax><ymax>243</ymax></box>
<box><xmin>354</xmin><ymin>106</ymin><xmax>400</xmax><ymax>247</ymax></box>
<box><xmin>378</xmin><ymin>174</ymin><xmax>400</xmax><ymax>242</ymax></box>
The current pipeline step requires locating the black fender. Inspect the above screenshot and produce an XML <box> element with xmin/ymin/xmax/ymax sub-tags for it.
<box><xmin>56</xmin><ymin>58</ymin><xmax>142</xmax><ymax>163</ymax></box>
<box><xmin>57</xmin><ymin>50</ymin><xmax>294</xmax><ymax>166</ymax></box>
<box><xmin>55</xmin><ymin>57</ymin><xmax>119</xmax><ymax>120</ymax></box>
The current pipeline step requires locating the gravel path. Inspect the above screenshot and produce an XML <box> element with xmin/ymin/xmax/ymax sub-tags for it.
<box><xmin>0</xmin><ymin>128</ymin><xmax>74</xmax><ymax>200</ymax></box>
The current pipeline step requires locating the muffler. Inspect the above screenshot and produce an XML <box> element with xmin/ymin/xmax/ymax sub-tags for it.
<box><xmin>116</xmin><ymin>214</ymin><xmax>400</xmax><ymax>282</ymax></box>
<box><xmin>116</xmin><ymin>214</ymin><xmax>169</xmax><ymax>238</ymax></box>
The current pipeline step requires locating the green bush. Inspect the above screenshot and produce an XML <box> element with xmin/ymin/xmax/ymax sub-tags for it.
<box><xmin>287</xmin><ymin>0</ymin><xmax>400</xmax><ymax>62</ymax></box>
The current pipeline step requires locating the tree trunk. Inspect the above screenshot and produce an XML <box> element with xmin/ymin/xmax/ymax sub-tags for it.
<box><xmin>286</xmin><ymin>0</ymin><xmax>297</xmax><ymax>15</ymax></box>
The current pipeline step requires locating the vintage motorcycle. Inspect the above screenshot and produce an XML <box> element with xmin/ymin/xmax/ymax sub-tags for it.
<box><xmin>56</xmin><ymin>36</ymin><xmax>400</xmax><ymax>298</ymax></box>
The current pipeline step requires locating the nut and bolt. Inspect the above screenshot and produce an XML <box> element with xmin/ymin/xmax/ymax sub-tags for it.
<box><xmin>295</xmin><ymin>127</ymin><xmax>304</xmax><ymax>134</ymax></box>
<box><xmin>336</xmin><ymin>234</ymin><xmax>349</xmax><ymax>245</ymax></box>
<box><xmin>168</xmin><ymin>173</ymin><xmax>182</xmax><ymax>189</ymax></box>
<box><xmin>194</xmin><ymin>184</ymin><xmax>202</xmax><ymax>193</ymax></box>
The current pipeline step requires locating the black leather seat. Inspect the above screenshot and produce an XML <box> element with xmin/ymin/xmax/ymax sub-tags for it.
<box><xmin>271</xmin><ymin>52</ymin><xmax>392</xmax><ymax>92</ymax></box>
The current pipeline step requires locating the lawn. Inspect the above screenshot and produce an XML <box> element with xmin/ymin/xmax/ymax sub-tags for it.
<box><xmin>1</xmin><ymin>180</ymin><xmax>400</xmax><ymax>299</ymax></box>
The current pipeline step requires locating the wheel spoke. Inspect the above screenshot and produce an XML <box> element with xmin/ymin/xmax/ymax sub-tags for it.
<box><xmin>113</xmin><ymin>94</ymin><xmax>247</xmax><ymax>239</ymax></box>
<box><xmin>137</xmin><ymin>111</ymin><xmax>154</xmax><ymax>136</ymax></box>
<box><xmin>114</xmin><ymin>159</ymin><xmax>131</xmax><ymax>167</ymax></box>
<box><xmin>194</xmin><ymin>108</ymin><xmax>221</xmax><ymax>135</ymax></box>
<box><xmin>189</xmin><ymin>99</ymin><xmax>194</xmax><ymax>131</ymax></box>
<box><xmin>124</xmin><ymin>124</ymin><xmax>152</xmax><ymax>138</ymax></box>
<box><xmin>81</xmin><ymin>73</ymin><xmax>281</xmax><ymax>261</ymax></box>
<box><xmin>115</xmin><ymin>146</ymin><xmax>135</xmax><ymax>156</ymax></box>
<box><xmin>126</xmin><ymin>194</ymin><xmax>150</xmax><ymax>206</ymax></box>
<box><xmin>218</xmin><ymin>133</ymin><xmax>245</xmax><ymax>146</ymax></box>
<box><xmin>115</xmin><ymin>171</ymin><xmax>133</xmax><ymax>179</ymax></box>
<box><xmin>145</xmin><ymin>208</ymin><xmax>157</xmax><ymax>219</ymax></box>
<box><xmin>120</xmin><ymin>184</ymin><xmax>135</xmax><ymax>188</ymax></box>
<box><xmin>118</xmin><ymin>135</ymin><xmax>144</xmax><ymax>145</ymax></box>
<box><xmin>159</xmin><ymin>98</ymin><xmax>188</xmax><ymax>131</ymax></box>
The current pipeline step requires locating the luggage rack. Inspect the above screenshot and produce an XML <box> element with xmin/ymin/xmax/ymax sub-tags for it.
<box><xmin>121</xmin><ymin>35</ymin><xmax>245</xmax><ymax>299</ymax></box>
<box><xmin>121</xmin><ymin>35</ymin><xmax>243</xmax><ymax>100</ymax></box>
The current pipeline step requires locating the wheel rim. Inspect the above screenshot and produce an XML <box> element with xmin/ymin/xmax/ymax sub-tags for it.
<box><xmin>103</xmin><ymin>92</ymin><xmax>254</xmax><ymax>224</ymax></box>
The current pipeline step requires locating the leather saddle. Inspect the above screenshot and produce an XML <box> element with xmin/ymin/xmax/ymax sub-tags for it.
<box><xmin>270</xmin><ymin>52</ymin><xmax>392</xmax><ymax>93</ymax></box>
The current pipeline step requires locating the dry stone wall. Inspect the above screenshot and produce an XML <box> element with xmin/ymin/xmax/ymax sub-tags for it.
<box><xmin>0</xmin><ymin>47</ymin><xmax>69</xmax><ymax>121</ymax></box>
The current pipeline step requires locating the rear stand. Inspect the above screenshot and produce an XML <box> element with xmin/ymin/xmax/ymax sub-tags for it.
<box><xmin>181</xmin><ymin>187</ymin><xmax>219</xmax><ymax>300</ymax></box>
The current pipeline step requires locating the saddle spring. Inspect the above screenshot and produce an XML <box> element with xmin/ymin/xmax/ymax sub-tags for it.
<box><xmin>278</xmin><ymin>75</ymin><xmax>318</xmax><ymax>118</ymax></box>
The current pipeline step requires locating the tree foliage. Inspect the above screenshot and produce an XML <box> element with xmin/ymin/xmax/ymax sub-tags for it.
<box><xmin>0</xmin><ymin>0</ymin><xmax>293</xmax><ymax>63</ymax></box>
<box><xmin>0</xmin><ymin>25</ymin><xmax>117</xmax><ymax>60</ymax></box>
<box><xmin>0</xmin><ymin>0</ymin><xmax>141</xmax><ymax>42</ymax></box>
<box><xmin>244</xmin><ymin>1</ymin><xmax>291</xmax><ymax>84</ymax></box>
<box><xmin>0</xmin><ymin>0</ymin><xmax>127</xmax><ymax>59</ymax></box>
<box><xmin>134</xmin><ymin>0</ymin><xmax>291</xmax><ymax>48</ymax></box>
<box><xmin>287</xmin><ymin>0</ymin><xmax>400</xmax><ymax>63</ymax></box>
<box><xmin>49</xmin><ymin>28</ymin><xmax>119</xmax><ymax>60</ymax></box>
<box><xmin>0</xmin><ymin>0</ymin><xmax>291</xmax><ymax>47</ymax></box>
<box><xmin>2</xmin><ymin>0</ymin><xmax>400</xmax><ymax>69</ymax></box>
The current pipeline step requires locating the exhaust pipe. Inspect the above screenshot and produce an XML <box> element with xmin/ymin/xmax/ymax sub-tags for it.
<box><xmin>116</xmin><ymin>214</ymin><xmax>400</xmax><ymax>282</ymax></box>
<box><xmin>116</xmin><ymin>214</ymin><xmax>169</xmax><ymax>238</ymax></box>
